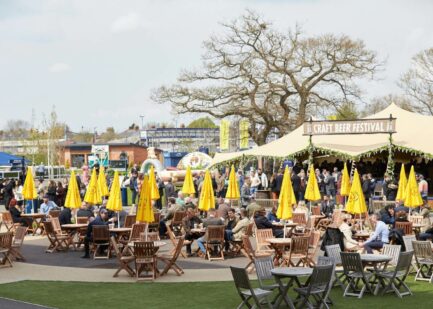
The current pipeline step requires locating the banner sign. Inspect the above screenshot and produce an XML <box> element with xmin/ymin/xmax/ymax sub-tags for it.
<box><xmin>239</xmin><ymin>119</ymin><xmax>249</xmax><ymax>149</ymax></box>
<box><xmin>91</xmin><ymin>145</ymin><xmax>109</xmax><ymax>167</ymax></box>
<box><xmin>303</xmin><ymin>118</ymin><xmax>396</xmax><ymax>136</ymax></box>
<box><xmin>219</xmin><ymin>120</ymin><xmax>230</xmax><ymax>151</ymax></box>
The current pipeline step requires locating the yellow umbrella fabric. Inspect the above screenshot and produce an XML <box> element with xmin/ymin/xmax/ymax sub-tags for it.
<box><xmin>304</xmin><ymin>165</ymin><xmax>321</xmax><ymax>201</ymax></box>
<box><xmin>22</xmin><ymin>167</ymin><xmax>38</xmax><ymax>200</ymax></box>
<box><xmin>137</xmin><ymin>175</ymin><xmax>154</xmax><ymax>223</ymax></box>
<box><xmin>277</xmin><ymin>166</ymin><xmax>296</xmax><ymax>220</ymax></box>
<box><xmin>404</xmin><ymin>165</ymin><xmax>423</xmax><ymax>208</ymax></box>
<box><xmin>84</xmin><ymin>168</ymin><xmax>102</xmax><ymax>205</ymax></box>
<box><xmin>225</xmin><ymin>165</ymin><xmax>240</xmax><ymax>200</ymax></box>
<box><xmin>396</xmin><ymin>164</ymin><xmax>407</xmax><ymax>202</ymax></box>
<box><xmin>148</xmin><ymin>165</ymin><xmax>160</xmax><ymax>200</ymax></box>
<box><xmin>199</xmin><ymin>170</ymin><xmax>215</xmax><ymax>211</ymax></box>
<box><xmin>340</xmin><ymin>162</ymin><xmax>351</xmax><ymax>196</ymax></box>
<box><xmin>97</xmin><ymin>166</ymin><xmax>109</xmax><ymax>197</ymax></box>
<box><xmin>345</xmin><ymin>169</ymin><xmax>367</xmax><ymax>214</ymax></box>
<box><xmin>106</xmin><ymin>171</ymin><xmax>122</xmax><ymax>212</ymax></box>
<box><xmin>182</xmin><ymin>166</ymin><xmax>196</xmax><ymax>195</ymax></box>
<box><xmin>64</xmin><ymin>170</ymin><xmax>82</xmax><ymax>209</ymax></box>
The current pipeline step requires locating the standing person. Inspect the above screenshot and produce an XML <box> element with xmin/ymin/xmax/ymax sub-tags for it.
<box><xmin>291</xmin><ymin>170</ymin><xmax>301</xmax><ymax>201</ymax></box>
<box><xmin>317</xmin><ymin>169</ymin><xmax>326</xmax><ymax>197</ymax></box>
<box><xmin>56</xmin><ymin>181</ymin><xmax>66</xmax><ymax>207</ymax></box>
<box><xmin>250</xmin><ymin>171</ymin><xmax>261</xmax><ymax>196</ymax></box>
<box><xmin>216</xmin><ymin>172</ymin><xmax>225</xmax><ymax>198</ymax></box>
<box><xmin>383</xmin><ymin>174</ymin><xmax>398</xmax><ymax>201</ymax></box>
<box><xmin>298</xmin><ymin>169</ymin><xmax>306</xmax><ymax>201</ymax></box>
<box><xmin>36</xmin><ymin>162</ymin><xmax>45</xmax><ymax>179</ymax></box>
<box><xmin>3</xmin><ymin>179</ymin><xmax>15</xmax><ymax>210</ymax></box>
<box><xmin>237</xmin><ymin>170</ymin><xmax>244</xmax><ymax>191</ymax></box>
<box><xmin>156</xmin><ymin>173</ymin><xmax>165</xmax><ymax>210</ymax></box>
<box><xmin>165</xmin><ymin>178</ymin><xmax>176</xmax><ymax>199</ymax></box>
<box><xmin>241</xmin><ymin>179</ymin><xmax>251</xmax><ymax>208</ymax></box>
<box><xmin>129</xmin><ymin>172</ymin><xmax>138</xmax><ymax>207</ymax></box>
<box><xmin>14</xmin><ymin>179</ymin><xmax>24</xmax><ymax>207</ymax></box>
<box><xmin>258</xmin><ymin>168</ymin><xmax>268</xmax><ymax>190</ymax></box>
<box><xmin>46</xmin><ymin>180</ymin><xmax>57</xmax><ymax>202</ymax></box>
<box><xmin>324</xmin><ymin>170</ymin><xmax>336</xmax><ymax>200</ymax></box>
<box><xmin>361</xmin><ymin>174</ymin><xmax>372</xmax><ymax>204</ymax></box>
<box><xmin>360</xmin><ymin>213</ymin><xmax>389</xmax><ymax>254</ymax></box>
<box><xmin>274</xmin><ymin>169</ymin><xmax>284</xmax><ymax>199</ymax></box>
<box><xmin>417</xmin><ymin>174</ymin><xmax>429</xmax><ymax>201</ymax></box>
<box><xmin>81</xmin><ymin>165</ymin><xmax>90</xmax><ymax>186</ymax></box>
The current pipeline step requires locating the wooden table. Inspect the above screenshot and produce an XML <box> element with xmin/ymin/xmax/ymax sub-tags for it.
<box><xmin>271</xmin><ymin>267</ymin><xmax>313</xmax><ymax>308</ymax></box>
<box><xmin>190</xmin><ymin>228</ymin><xmax>206</xmax><ymax>234</ymax></box>
<box><xmin>61</xmin><ymin>223</ymin><xmax>88</xmax><ymax>249</ymax></box>
<box><xmin>272</xmin><ymin>222</ymin><xmax>298</xmax><ymax>235</ymax></box>
<box><xmin>353</xmin><ymin>232</ymin><xmax>370</xmax><ymax>241</ymax></box>
<box><xmin>412</xmin><ymin>224</ymin><xmax>424</xmax><ymax>237</ymax></box>
<box><xmin>21</xmin><ymin>213</ymin><xmax>46</xmax><ymax>235</ymax></box>
<box><xmin>110</xmin><ymin>227</ymin><xmax>132</xmax><ymax>242</ymax></box>
<box><xmin>266</xmin><ymin>238</ymin><xmax>291</xmax><ymax>266</ymax></box>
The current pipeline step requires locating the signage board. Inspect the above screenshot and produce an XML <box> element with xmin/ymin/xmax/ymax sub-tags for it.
<box><xmin>303</xmin><ymin>118</ymin><xmax>396</xmax><ymax>136</ymax></box>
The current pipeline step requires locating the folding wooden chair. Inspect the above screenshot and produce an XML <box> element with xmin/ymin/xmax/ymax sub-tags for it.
<box><xmin>158</xmin><ymin>236</ymin><xmax>185</xmax><ymax>276</ymax></box>
<box><xmin>413</xmin><ymin>240</ymin><xmax>433</xmax><ymax>283</ymax></box>
<box><xmin>148</xmin><ymin>212</ymin><xmax>161</xmax><ymax>233</ymax></box>
<box><xmin>92</xmin><ymin>225</ymin><xmax>111</xmax><ymax>259</ymax></box>
<box><xmin>375</xmin><ymin>251</ymin><xmax>414</xmax><ymax>298</ymax></box>
<box><xmin>230</xmin><ymin>266</ymin><xmax>273</xmax><ymax>309</ymax></box>
<box><xmin>242</xmin><ymin>235</ymin><xmax>271</xmax><ymax>273</ymax></box>
<box><xmin>311</xmin><ymin>206</ymin><xmax>321</xmax><ymax>216</ymax></box>
<box><xmin>124</xmin><ymin>223</ymin><xmax>146</xmax><ymax>245</ymax></box>
<box><xmin>124</xmin><ymin>214</ymin><xmax>136</xmax><ymax>228</ymax></box>
<box><xmin>10</xmin><ymin>226</ymin><xmax>27</xmax><ymax>261</ymax></box>
<box><xmin>307</xmin><ymin>230</ymin><xmax>321</xmax><ymax>266</ymax></box>
<box><xmin>76</xmin><ymin>217</ymin><xmax>89</xmax><ymax>224</ymax></box>
<box><xmin>409</xmin><ymin>215</ymin><xmax>423</xmax><ymax>225</ymax></box>
<box><xmin>282</xmin><ymin>235</ymin><xmax>310</xmax><ymax>267</ymax></box>
<box><xmin>43</xmin><ymin>221</ymin><xmax>70</xmax><ymax>253</ymax></box>
<box><xmin>255</xmin><ymin>229</ymin><xmax>274</xmax><ymax>254</ymax></box>
<box><xmin>134</xmin><ymin>241</ymin><xmax>157</xmax><ymax>281</ymax></box>
<box><xmin>170</xmin><ymin>211</ymin><xmax>186</xmax><ymax>236</ymax></box>
<box><xmin>166</xmin><ymin>225</ymin><xmax>190</xmax><ymax>258</ymax></box>
<box><xmin>0</xmin><ymin>212</ymin><xmax>20</xmax><ymax>233</ymax></box>
<box><xmin>48</xmin><ymin>210</ymin><xmax>60</xmax><ymax>218</ymax></box>
<box><xmin>402</xmin><ymin>235</ymin><xmax>418</xmax><ymax>273</ymax></box>
<box><xmin>0</xmin><ymin>232</ymin><xmax>14</xmax><ymax>267</ymax></box>
<box><xmin>293</xmin><ymin>213</ymin><xmax>307</xmax><ymax>226</ymax></box>
<box><xmin>254</xmin><ymin>256</ymin><xmax>282</xmax><ymax>305</ymax></box>
<box><xmin>111</xmin><ymin>236</ymin><xmax>135</xmax><ymax>277</ymax></box>
<box><xmin>395</xmin><ymin>221</ymin><xmax>413</xmax><ymax>236</ymax></box>
<box><xmin>317</xmin><ymin>256</ymin><xmax>336</xmax><ymax>305</ymax></box>
<box><xmin>340</xmin><ymin>252</ymin><xmax>374</xmax><ymax>298</ymax></box>
<box><xmin>205</xmin><ymin>225</ymin><xmax>225</xmax><ymax>261</ymax></box>
<box><xmin>140</xmin><ymin>232</ymin><xmax>160</xmax><ymax>241</ymax></box>
<box><xmin>294</xmin><ymin>264</ymin><xmax>334</xmax><ymax>309</ymax></box>
<box><xmin>382</xmin><ymin>244</ymin><xmax>402</xmax><ymax>269</ymax></box>
<box><xmin>325</xmin><ymin>244</ymin><xmax>347</xmax><ymax>290</ymax></box>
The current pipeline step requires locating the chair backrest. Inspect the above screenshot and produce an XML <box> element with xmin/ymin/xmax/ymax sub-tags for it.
<box><xmin>245</xmin><ymin>222</ymin><xmax>254</xmax><ymax>237</ymax></box>
<box><xmin>409</xmin><ymin>215</ymin><xmax>423</xmax><ymax>225</ymax></box>
<box><xmin>0</xmin><ymin>232</ymin><xmax>13</xmax><ymax>249</ymax></box>
<box><xmin>152</xmin><ymin>212</ymin><xmax>161</xmax><ymax>223</ymax></box>
<box><xmin>48</xmin><ymin>210</ymin><xmax>60</xmax><ymax>218</ymax></box>
<box><xmin>382</xmin><ymin>244</ymin><xmax>402</xmax><ymax>266</ymax></box>
<box><xmin>402</xmin><ymin>235</ymin><xmax>416</xmax><ymax>252</ymax></box>
<box><xmin>255</xmin><ymin>228</ymin><xmax>273</xmax><ymax>250</ymax></box>
<box><xmin>130</xmin><ymin>223</ymin><xmax>146</xmax><ymax>241</ymax></box>
<box><xmin>242</xmin><ymin>235</ymin><xmax>254</xmax><ymax>258</ymax></box>
<box><xmin>230</xmin><ymin>266</ymin><xmax>253</xmax><ymax>291</ymax></box>
<box><xmin>13</xmin><ymin>226</ymin><xmax>28</xmax><ymax>246</ymax></box>
<box><xmin>395</xmin><ymin>221</ymin><xmax>413</xmax><ymax>235</ymax></box>
<box><xmin>291</xmin><ymin>236</ymin><xmax>310</xmax><ymax>255</ymax></box>
<box><xmin>42</xmin><ymin>221</ymin><xmax>55</xmax><ymax>236</ymax></box>
<box><xmin>340</xmin><ymin>252</ymin><xmax>363</xmax><ymax>273</ymax></box>
<box><xmin>254</xmin><ymin>255</ymin><xmax>274</xmax><ymax>285</ymax></box>
<box><xmin>308</xmin><ymin>264</ymin><xmax>334</xmax><ymax>292</ymax></box>
<box><xmin>172</xmin><ymin>236</ymin><xmax>185</xmax><ymax>260</ymax></box>
<box><xmin>51</xmin><ymin>217</ymin><xmax>62</xmax><ymax>234</ymax></box>
<box><xmin>325</xmin><ymin>244</ymin><xmax>342</xmax><ymax>265</ymax></box>
<box><xmin>207</xmin><ymin>225</ymin><xmax>225</xmax><ymax>242</ymax></box>
<box><xmin>134</xmin><ymin>241</ymin><xmax>156</xmax><ymax>258</ymax></box>
<box><xmin>311</xmin><ymin>206</ymin><xmax>321</xmax><ymax>216</ymax></box>
<box><xmin>166</xmin><ymin>224</ymin><xmax>177</xmax><ymax>243</ymax></box>
<box><xmin>317</xmin><ymin>256</ymin><xmax>335</xmax><ymax>266</ymax></box>
<box><xmin>140</xmin><ymin>232</ymin><xmax>159</xmax><ymax>241</ymax></box>
<box><xmin>293</xmin><ymin>213</ymin><xmax>307</xmax><ymax>225</ymax></box>
<box><xmin>92</xmin><ymin>225</ymin><xmax>110</xmax><ymax>242</ymax></box>
<box><xmin>332</xmin><ymin>209</ymin><xmax>343</xmax><ymax>224</ymax></box>
<box><xmin>309</xmin><ymin>230</ymin><xmax>321</xmax><ymax>248</ymax></box>
<box><xmin>77</xmin><ymin>217</ymin><xmax>89</xmax><ymax>224</ymax></box>
<box><xmin>172</xmin><ymin>211</ymin><xmax>186</xmax><ymax>224</ymax></box>
<box><xmin>124</xmin><ymin>215</ymin><xmax>136</xmax><ymax>228</ymax></box>
<box><xmin>1</xmin><ymin>212</ymin><xmax>13</xmax><ymax>224</ymax></box>
<box><xmin>395</xmin><ymin>251</ymin><xmax>414</xmax><ymax>274</ymax></box>
<box><xmin>413</xmin><ymin>241</ymin><xmax>433</xmax><ymax>260</ymax></box>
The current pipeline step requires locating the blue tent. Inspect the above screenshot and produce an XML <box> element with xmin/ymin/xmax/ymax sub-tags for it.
<box><xmin>0</xmin><ymin>152</ymin><xmax>29</xmax><ymax>166</ymax></box>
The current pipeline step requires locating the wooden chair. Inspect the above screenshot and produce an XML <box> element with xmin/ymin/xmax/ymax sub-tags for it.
<box><xmin>255</xmin><ymin>229</ymin><xmax>274</xmax><ymax>254</ymax></box>
<box><xmin>293</xmin><ymin>213</ymin><xmax>307</xmax><ymax>226</ymax></box>
<box><xmin>242</xmin><ymin>235</ymin><xmax>271</xmax><ymax>273</ymax></box>
<box><xmin>0</xmin><ymin>212</ymin><xmax>20</xmax><ymax>233</ymax></box>
<box><xmin>129</xmin><ymin>223</ymin><xmax>146</xmax><ymax>242</ymax></box>
<box><xmin>395</xmin><ymin>221</ymin><xmax>413</xmax><ymax>236</ymax></box>
<box><xmin>166</xmin><ymin>225</ymin><xmax>190</xmax><ymax>259</ymax></box>
<box><xmin>140</xmin><ymin>232</ymin><xmax>160</xmax><ymax>241</ymax></box>
<box><xmin>382</xmin><ymin>244</ymin><xmax>402</xmax><ymax>268</ymax></box>
<box><xmin>307</xmin><ymin>230</ymin><xmax>321</xmax><ymax>267</ymax></box>
<box><xmin>205</xmin><ymin>225</ymin><xmax>225</xmax><ymax>261</ymax></box>
<box><xmin>253</xmin><ymin>256</ymin><xmax>281</xmax><ymax>305</ymax></box>
<box><xmin>311</xmin><ymin>206</ymin><xmax>321</xmax><ymax>216</ymax></box>
<box><xmin>124</xmin><ymin>215</ymin><xmax>136</xmax><ymax>228</ymax></box>
<box><xmin>134</xmin><ymin>241</ymin><xmax>157</xmax><ymax>281</ymax></box>
<box><xmin>76</xmin><ymin>217</ymin><xmax>89</xmax><ymax>224</ymax></box>
<box><xmin>170</xmin><ymin>211</ymin><xmax>186</xmax><ymax>236</ymax></box>
<box><xmin>0</xmin><ymin>232</ymin><xmax>14</xmax><ymax>267</ymax></box>
<box><xmin>340</xmin><ymin>252</ymin><xmax>374</xmax><ymax>298</ymax></box>
<box><xmin>412</xmin><ymin>240</ymin><xmax>433</xmax><ymax>283</ymax></box>
<box><xmin>245</xmin><ymin>222</ymin><xmax>254</xmax><ymax>237</ymax></box>
<box><xmin>282</xmin><ymin>235</ymin><xmax>310</xmax><ymax>267</ymax></box>
<box><xmin>148</xmin><ymin>212</ymin><xmax>161</xmax><ymax>233</ymax></box>
<box><xmin>48</xmin><ymin>210</ymin><xmax>60</xmax><ymax>218</ymax></box>
<box><xmin>42</xmin><ymin>221</ymin><xmax>70</xmax><ymax>253</ymax></box>
<box><xmin>409</xmin><ymin>215</ymin><xmax>423</xmax><ymax>226</ymax></box>
<box><xmin>325</xmin><ymin>244</ymin><xmax>347</xmax><ymax>290</ymax></box>
<box><xmin>158</xmin><ymin>236</ymin><xmax>185</xmax><ymax>276</ymax></box>
<box><xmin>230</xmin><ymin>266</ymin><xmax>273</xmax><ymax>309</ymax></box>
<box><xmin>92</xmin><ymin>225</ymin><xmax>111</xmax><ymax>259</ymax></box>
<box><xmin>10</xmin><ymin>226</ymin><xmax>27</xmax><ymax>261</ymax></box>
<box><xmin>402</xmin><ymin>234</ymin><xmax>418</xmax><ymax>273</ymax></box>
<box><xmin>111</xmin><ymin>236</ymin><xmax>135</xmax><ymax>277</ymax></box>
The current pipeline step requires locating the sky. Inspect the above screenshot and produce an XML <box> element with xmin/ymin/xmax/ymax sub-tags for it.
<box><xmin>1</xmin><ymin>0</ymin><xmax>433</xmax><ymax>133</ymax></box>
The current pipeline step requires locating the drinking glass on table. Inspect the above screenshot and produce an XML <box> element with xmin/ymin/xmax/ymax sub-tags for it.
<box><xmin>109</xmin><ymin>223</ymin><xmax>114</xmax><ymax>229</ymax></box>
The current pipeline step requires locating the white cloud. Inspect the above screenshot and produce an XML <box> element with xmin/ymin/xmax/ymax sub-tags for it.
<box><xmin>111</xmin><ymin>12</ymin><xmax>142</xmax><ymax>33</ymax></box>
<box><xmin>48</xmin><ymin>62</ymin><xmax>71</xmax><ymax>73</ymax></box>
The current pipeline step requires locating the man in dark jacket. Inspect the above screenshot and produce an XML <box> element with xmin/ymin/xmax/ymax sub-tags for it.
<box><xmin>379</xmin><ymin>205</ymin><xmax>395</xmax><ymax>225</ymax></box>
<box><xmin>197</xmin><ymin>208</ymin><xmax>224</xmax><ymax>255</ymax></box>
<box><xmin>274</xmin><ymin>169</ymin><xmax>284</xmax><ymax>198</ymax></box>
<box><xmin>164</xmin><ymin>178</ymin><xmax>176</xmax><ymax>198</ymax></box>
<box><xmin>291</xmin><ymin>172</ymin><xmax>301</xmax><ymax>201</ymax></box>
<box><xmin>324</xmin><ymin>171</ymin><xmax>336</xmax><ymax>200</ymax></box>
<box><xmin>254</xmin><ymin>208</ymin><xmax>283</xmax><ymax>238</ymax></box>
<box><xmin>59</xmin><ymin>207</ymin><xmax>72</xmax><ymax>225</ymax></box>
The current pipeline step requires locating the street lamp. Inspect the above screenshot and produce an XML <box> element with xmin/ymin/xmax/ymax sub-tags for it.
<box><xmin>140</xmin><ymin>115</ymin><xmax>145</xmax><ymax>129</ymax></box>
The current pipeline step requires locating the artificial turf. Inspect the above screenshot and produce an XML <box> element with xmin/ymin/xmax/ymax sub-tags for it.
<box><xmin>0</xmin><ymin>278</ymin><xmax>432</xmax><ymax>309</ymax></box>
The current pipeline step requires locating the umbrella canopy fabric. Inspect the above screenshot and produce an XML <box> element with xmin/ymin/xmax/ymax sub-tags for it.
<box><xmin>277</xmin><ymin>166</ymin><xmax>296</xmax><ymax>220</ymax></box>
<box><xmin>137</xmin><ymin>175</ymin><xmax>154</xmax><ymax>223</ymax></box>
<box><xmin>106</xmin><ymin>171</ymin><xmax>122</xmax><ymax>212</ymax></box>
<box><xmin>340</xmin><ymin>162</ymin><xmax>351</xmax><ymax>197</ymax></box>
<box><xmin>182</xmin><ymin>166</ymin><xmax>196</xmax><ymax>195</ymax></box>
<box><xmin>22</xmin><ymin>167</ymin><xmax>38</xmax><ymax>200</ymax></box>
<box><xmin>225</xmin><ymin>165</ymin><xmax>240</xmax><ymax>200</ymax></box>
<box><xmin>97</xmin><ymin>166</ymin><xmax>109</xmax><ymax>197</ymax></box>
<box><xmin>304</xmin><ymin>165</ymin><xmax>321</xmax><ymax>201</ymax></box>
<box><xmin>396</xmin><ymin>164</ymin><xmax>407</xmax><ymax>202</ymax></box>
<box><xmin>345</xmin><ymin>169</ymin><xmax>367</xmax><ymax>214</ymax></box>
<box><xmin>148</xmin><ymin>165</ymin><xmax>160</xmax><ymax>201</ymax></box>
<box><xmin>84</xmin><ymin>168</ymin><xmax>102</xmax><ymax>205</ymax></box>
<box><xmin>64</xmin><ymin>170</ymin><xmax>82</xmax><ymax>209</ymax></box>
<box><xmin>198</xmin><ymin>169</ymin><xmax>215</xmax><ymax>211</ymax></box>
<box><xmin>404</xmin><ymin>165</ymin><xmax>423</xmax><ymax>208</ymax></box>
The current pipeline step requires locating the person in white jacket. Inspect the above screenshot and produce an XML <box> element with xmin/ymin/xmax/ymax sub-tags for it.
<box><xmin>258</xmin><ymin>168</ymin><xmax>268</xmax><ymax>190</ymax></box>
<box><xmin>250</xmin><ymin>171</ymin><xmax>261</xmax><ymax>196</ymax></box>
<box><xmin>338</xmin><ymin>213</ymin><xmax>362</xmax><ymax>252</ymax></box>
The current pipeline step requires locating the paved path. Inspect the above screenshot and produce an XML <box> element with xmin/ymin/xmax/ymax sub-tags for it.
<box><xmin>0</xmin><ymin>297</ymin><xmax>56</xmax><ymax>309</ymax></box>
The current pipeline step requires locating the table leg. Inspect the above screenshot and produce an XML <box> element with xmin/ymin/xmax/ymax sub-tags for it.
<box><xmin>274</xmin><ymin>277</ymin><xmax>296</xmax><ymax>309</ymax></box>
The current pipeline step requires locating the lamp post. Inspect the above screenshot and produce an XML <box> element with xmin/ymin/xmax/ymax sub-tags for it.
<box><xmin>140</xmin><ymin>115</ymin><xmax>145</xmax><ymax>129</ymax></box>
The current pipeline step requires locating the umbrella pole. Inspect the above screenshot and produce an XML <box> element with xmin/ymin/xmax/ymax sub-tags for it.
<box><xmin>360</xmin><ymin>213</ymin><xmax>363</xmax><ymax>232</ymax></box>
<box><xmin>118</xmin><ymin>212</ymin><xmax>120</xmax><ymax>227</ymax></box>
<box><xmin>309</xmin><ymin>201</ymin><xmax>312</xmax><ymax>216</ymax></box>
<box><xmin>284</xmin><ymin>221</ymin><xmax>286</xmax><ymax>239</ymax></box>
<box><xmin>145</xmin><ymin>223</ymin><xmax>149</xmax><ymax>241</ymax></box>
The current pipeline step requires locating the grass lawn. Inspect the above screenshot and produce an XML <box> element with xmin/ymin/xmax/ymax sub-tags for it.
<box><xmin>0</xmin><ymin>278</ymin><xmax>433</xmax><ymax>309</ymax></box>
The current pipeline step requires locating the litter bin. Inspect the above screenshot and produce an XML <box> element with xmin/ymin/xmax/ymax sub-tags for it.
<box><xmin>121</xmin><ymin>188</ymin><xmax>128</xmax><ymax>206</ymax></box>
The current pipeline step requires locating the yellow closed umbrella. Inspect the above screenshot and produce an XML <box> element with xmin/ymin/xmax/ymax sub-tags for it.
<box><xmin>396</xmin><ymin>164</ymin><xmax>407</xmax><ymax>202</ymax></box>
<box><xmin>340</xmin><ymin>162</ymin><xmax>351</xmax><ymax>197</ymax></box>
<box><xmin>97</xmin><ymin>166</ymin><xmax>109</xmax><ymax>197</ymax></box>
<box><xmin>225</xmin><ymin>165</ymin><xmax>240</xmax><ymax>200</ymax></box>
<box><xmin>199</xmin><ymin>170</ymin><xmax>215</xmax><ymax>212</ymax></box>
<box><xmin>277</xmin><ymin>166</ymin><xmax>296</xmax><ymax>223</ymax></box>
<box><xmin>64</xmin><ymin>170</ymin><xmax>82</xmax><ymax>222</ymax></box>
<box><xmin>22</xmin><ymin>167</ymin><xmax>38</xmax><ymax>213</ymax></box>
<box><xmin>148</xmin><ymin>165</ymin><xmax>160</xmax><ymax>200</ymax></box>
<box><xmin>345</xmin><ymin>169</ymin><xmax>367</xmax><ymax>230</ymax></box>
<box><xmin>84</xmin><ymin>168</ymin><xmax>102</xmax><ymax>205</ymax></box>
<box><xmin>304</xmin><ymin>165</ymin><xmax>321</xmax><ymax>201</ymax></box>
<box><xmin>137</xmin><ymin>175</ymin><xmax>155</xmax><ymax>239</ymax></box>
<box><xmin>182</xmin><ymin>166</ymin><xmax>196</xmax><ymax>195</ymax></box>
<box><xmin>404</xmin><ymin>166</ymin><xmax>423</xmax><ymax>210</ymax></box>
<box><xmin>106</xmin><ymin>171</ymin><xmax>122</xmax><ymax>211</ymax></box>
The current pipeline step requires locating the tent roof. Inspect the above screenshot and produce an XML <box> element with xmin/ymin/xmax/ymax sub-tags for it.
<box><xmin>0</xmin><ymin>152</ymin><xmax>27</xmax><ymax>166</ymax></box>
<box><xmin>211</xmin><ymin>103</ymin><xmax>433</xmax><ymax>165</ymax></box>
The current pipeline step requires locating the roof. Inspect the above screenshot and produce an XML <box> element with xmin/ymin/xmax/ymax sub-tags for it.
<box><xmin>0</xmin><ymin>152</ymin><xmax>28</xmax><ymax>166</ymax></box>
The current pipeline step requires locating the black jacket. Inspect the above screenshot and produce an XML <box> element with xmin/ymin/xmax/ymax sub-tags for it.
<box><xmin>86</xmin><ymin>216</ymin><xmax>108</xmax><ymax>238</ymax></box>
<box><xmin>321</xmin><ymin>227</ymin><xmax>344</xmax><ymax>253</ymax></box>
<box><xmin>291</xmin><ymin>174</ymin><xmax>301</xmax><ymax>192</ymax></box>
<box><xmin>274</xmin><ymin>174</ymin><xmax>284</xmax><ymax>192</ymax></box>
<box><xmin>59</xmin><ymin>208</ymin><xmax>72</xmax><ymax>225</ymax></box>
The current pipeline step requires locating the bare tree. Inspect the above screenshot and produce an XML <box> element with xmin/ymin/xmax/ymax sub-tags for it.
<box><xmin>399</xmin><ymin>48</ymin><xmax>433</xmax><ymax>115</ymax></box>
<box><xmin>152</xmin><ymin>11</ymin><xmax>382</xmax><ymax>145</ymax></box>
<box><xmin>361</xmin><ymin>94</ymin><xmax>414</xmax><ymax>117</ymax></box>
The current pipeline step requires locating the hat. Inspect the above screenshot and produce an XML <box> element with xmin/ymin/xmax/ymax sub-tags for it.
<box><xmin>258</xmin><ymin>207</ymin><xmax>266</xmax><ymax>213</ymax></box>
<box><xmin>99</xmin><ymin>208</ymin><xmax>108</xmax><ymax>214</ymax></box>
<box><xmin>43</xmin><ymin>194</ymin><xmax>49</xmax><ymax>199</ymax></box>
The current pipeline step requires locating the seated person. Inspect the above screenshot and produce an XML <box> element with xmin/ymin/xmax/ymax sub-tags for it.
<box><xmin>81</xmin><ymin>208</ymin><xmax>116</xmax><ymax>258</ymax></box>
<box><xmin>418</xmin><ymin>203</ymin><xmax>431</xmax><ymax>233</ymax></box>
<box><xmin>294</xmin><ymin>201</ymin><xmax>308</xmax><ymax>220</ymax></box>
<box><xmin>419</xmin><ymin>225</ymin><xmax>433</xmax><ymax>242</ymax></box>
<box><xmin>77</xmin><ymin>202</ymin><xmax>95</xmax><ymax>219</ymax></box>
<box><xmin>225</xmin><ymin>208</ymin><xmax>250</xmax><ymax>251</ymax></box>
<box><xmin>246</xmin><ymin>197</ymin><xmax>261</xmax><ymax>218</ymax></box>
<box><xmin>394</xmin><ymin>202</ymin><xmax>409</xmax><ymax>218</ymax></box>
<box><xmin>197</xmin><ymin>208</ymin><xmax>224</xmax><ymax>255</ymax></box>
<box><xmin>254</xmin><ymin>208</ymin><xmax>283</xmax><ymax>238</ymax></box>
<box><xmin>321</xmin><ymin>195</ymin><xmax>335</xmax><ymax>218</ymax></box>
<box><xmin>217</xmin><ymin>198</ymin><xmax>231</xmax><ymax>220</ymax></box>
<box><xmin>379</xmin><ymin>205</ymin><xmax>395</xmax><ymax>225</ymax></box>
<box><xmin>266</xmin><ymin>205</ymin><xmax>280</xmax><ymax>222</ymax></box>
<box><xmin>181</xmin><ymin>207</ymin><xmax>203</xmax><ymax>257</ymax></box>
<box><xmin>176</xmin><ymin>191</ymin><xmax>185</xmax><ymax>207</ymax></box>
<box><xmin>9</xmin><ymin>198</ymin><xmax>32</xmax><ymax>227</ymax></box>
<box><xmin>39</xmin><ymin>195</ymin><xmax>58</xmax><ymax>215</ymax></box>
<box><xmin>360</xmin><ymin>213</ymin><xmax>389</xmax><ymax>254</ymax></box>
<box><xmin>224</xmin><ymin>208</ymin><xmax>238</xmax><ymax>250</ymax></box>
<box><xmin>338</xmin><ymin>213</ymin><xmax>362</xmax><ymax>252</ymax></box>
<box><xmin>59</xmin><ymin>207</ymin><xmax>72</xmax><ymax>225</ymax></box>
<box><xmin>159</xmin><ymin>197</ymin><xmax>185</xmax><ymax>236</ymax></box>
